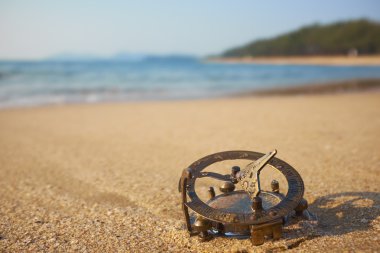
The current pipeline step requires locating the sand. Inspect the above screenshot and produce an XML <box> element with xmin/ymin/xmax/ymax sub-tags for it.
<box><xmin>208</xmin><ymin>55</ymin><xmax>380</xmax><ymax>66</ymax></box>
<box><xmin>245</xmin><ymin>79</ymin><xmax>380</xmax><ymax>96</ymax></box>
<box><xmin>0</xmin><ymin>92</ymin><xmax>380</xmax><ymax>252</ymax></box>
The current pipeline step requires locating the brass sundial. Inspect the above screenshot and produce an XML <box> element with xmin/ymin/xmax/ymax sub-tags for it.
<box><xmin>178</xmin><ymin>150</ymin><xmax>315</xmax><ymax>245</ymax></box>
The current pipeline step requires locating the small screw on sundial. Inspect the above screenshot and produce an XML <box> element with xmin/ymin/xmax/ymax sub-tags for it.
<box><xmin>208</xmin><ymin>187</ymin><xmax>216</xmax><ymax>199</ymax></box>
<box><xmin>193</xmin><ymin>217</ymin><xmax>212</xmax><ymax>242</ymax></box>
<box><xmin>271</xmin><ymin>180</ymin><xmax>280</xmax><ymax>193</ymax></box>
<box><xmin>231</xmin><ymin>166</ymin><xmax>240</xmax><ymax>183</ymax></box>
<box><xmin>219</xmin><ymin>181</ymin><xmax>235</xmax><ymax>193</ymax></box>
<box><xmin>295</xmin><ymin>198</ymin><xmax>308</xmax><ymax>216</ymax></box>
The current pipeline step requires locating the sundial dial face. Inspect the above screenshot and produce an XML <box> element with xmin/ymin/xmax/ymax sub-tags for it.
<box><xmin>207</xmin><ymin>191</ymin><xmax>283</xmax><ymax>214</ymax></box>
<box><xmin>178</xmin><ymin>150</ymin><xmax>314</xmax><ymax>245</ymax></box>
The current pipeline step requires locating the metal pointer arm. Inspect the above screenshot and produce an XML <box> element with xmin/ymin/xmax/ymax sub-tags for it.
<box><xmin>237</xmin><ymin>150</ymin><xmax>277</xmax><ymax>200</ymax></box>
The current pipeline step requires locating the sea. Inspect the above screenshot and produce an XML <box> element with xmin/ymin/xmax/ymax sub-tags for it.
<box><xmin>1</xmin><ymin>57</ymin><xmax>380</xmax><ymax>108</ymax></box>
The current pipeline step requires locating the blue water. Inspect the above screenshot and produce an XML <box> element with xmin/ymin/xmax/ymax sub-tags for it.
<box><xmin>1</xmin><ymin>58</ymin><xmax>380</xmax><ymax>108</ymax></box>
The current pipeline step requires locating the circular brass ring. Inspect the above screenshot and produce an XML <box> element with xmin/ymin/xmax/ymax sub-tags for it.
<box><xmin>185</xmin><ymin>150</ymin><xmax>304</xmax><ymax>225</ymax></box>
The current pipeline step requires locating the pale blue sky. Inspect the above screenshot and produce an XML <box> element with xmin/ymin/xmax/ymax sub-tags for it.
<box><xmin>0</xmin><ymin>0</ymin><xmax>379</xmax><ymax>60</ymax></box>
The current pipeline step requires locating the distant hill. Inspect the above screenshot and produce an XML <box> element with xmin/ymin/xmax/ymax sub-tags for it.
<box><xmin>47</xmin><ymin>53</ymin><xmax>103</xmax><ymax>61</ymax></box>
<box><xmin>221</xmin><ymin>19</ymin><xmax>380</xmax><ymax>57</ymax></box>
<box><xmin>47</xmin><ymin>52</ymin><xmax>196</xmax><ymax>62</ymax></box>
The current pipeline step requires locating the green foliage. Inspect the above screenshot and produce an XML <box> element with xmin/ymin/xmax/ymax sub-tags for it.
<box><xmin>222</xmin><ymin>19</ymin><xmax>380</xmax><ymax>57</ymax></box>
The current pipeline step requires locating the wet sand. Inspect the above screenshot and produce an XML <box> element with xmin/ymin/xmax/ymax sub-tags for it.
<box><xmin>0</xmin><ymin>92</ymin><xmax>380</xmax><ymax>252</ymax></box>
<box><xmin>244</xmin><ymin>79</ymin><xmax>380</xmax><ymax>96</ymax></box>
<box><xmin>208</xmin><ymin>55</ymin><xmax>380</xmax><ymax>66</ymax></box>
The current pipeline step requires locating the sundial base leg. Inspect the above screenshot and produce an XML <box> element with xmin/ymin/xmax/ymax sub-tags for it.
<box><xmin>250</xmin><ymin>228</ymin><xmax>265</xmax><ymax>246</ymax></box>
<box><xmin>272</xmin><ymin>223</ymin><xmax>282</xmax><ymax>240</ymax></box>
<box><xmin>250</xmin><ymin>219</ymin><xmax>283</xmax><ymax>246</ymax></box>
<box><xmin>198</xmin><ymin>231</ymin><xmax>213</xmax><ymax>242</ymax></box>
<box><xmin>216</xmin><ymin>223</ymin><xmax>225</xmax><ymax>235</ymax></box>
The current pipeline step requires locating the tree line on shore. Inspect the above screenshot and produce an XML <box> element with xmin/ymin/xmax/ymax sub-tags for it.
<box><xmin>222</xmin><ymin>19</ymin><xmax>380</xmax><ymax>57</ymax></box>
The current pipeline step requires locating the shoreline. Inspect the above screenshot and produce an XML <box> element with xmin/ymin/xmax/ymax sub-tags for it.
<box><xmin>1</xmin><ymin>78</ymin><xmax>379</xmax><ymax>110</ymax></box>
<box><xmin>207</xmin><ymin>55</ymin><xmax>380</xmax><ymax>66</ymax></box>
<box><xmin>242</xmin><ymin>78</ymin><xmax>380</xmax><ymax>96</ymax></box>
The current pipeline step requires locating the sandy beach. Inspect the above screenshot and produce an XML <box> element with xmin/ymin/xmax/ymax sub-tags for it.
<box><xmin>208</xmin><ymin>55</ymin><xmax>380</xmax><ymax>66</ymax></box>
<box><xmin>1</xmin><ymin>91</ymin><xmax>380</xmax><ymax>252</ymax></box>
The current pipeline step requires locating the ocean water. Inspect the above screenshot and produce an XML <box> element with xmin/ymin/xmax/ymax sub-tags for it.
<box><xmin>1</xmin><ymin>58</ymin><xmax>380</xmax><ymax>108</ymax></box>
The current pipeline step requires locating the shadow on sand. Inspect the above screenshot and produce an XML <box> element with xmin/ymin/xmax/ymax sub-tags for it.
<box><xmin>265</xmin><ymin>191</ymin><xmax>379</xmax><ymax>252</ymax></box>
<box><xmin>309</xmin><ymin>191</ymin><xmax>380</xmax><ymax>235</ymax></box>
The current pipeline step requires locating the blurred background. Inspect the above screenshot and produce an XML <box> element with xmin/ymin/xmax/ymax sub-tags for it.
<box><xmin>0</xmin><ymin>0</ymin><xmax>380</xmax><ymax>108</ymax></box>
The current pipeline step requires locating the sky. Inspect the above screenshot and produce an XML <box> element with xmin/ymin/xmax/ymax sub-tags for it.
<box><xmin>0</xmin><ymin>0</ymin><xmax>379</xmax><ymax>60</ymax></box>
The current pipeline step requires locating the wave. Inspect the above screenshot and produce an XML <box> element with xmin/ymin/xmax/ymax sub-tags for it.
<box><xmin>1</xmin><ymin>60</ymin><xmax>380</xmax><ymax>108</ymax></box>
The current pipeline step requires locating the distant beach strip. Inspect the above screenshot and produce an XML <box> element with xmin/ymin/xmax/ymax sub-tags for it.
<box><xmin>238</xmin><ymin>78</ymin><xmax>380</xmax><ymax>96</ymax></box>
<box><xmin>207</xmin><ymin>56</ymin><xmax>380</xmax><ymax>66</ymax></box>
